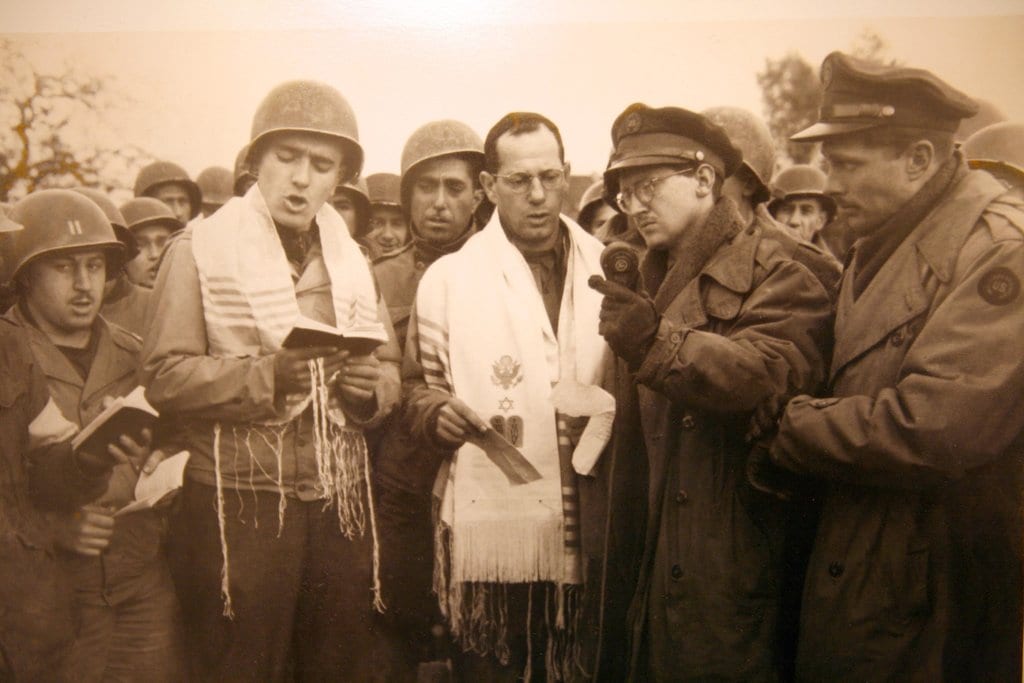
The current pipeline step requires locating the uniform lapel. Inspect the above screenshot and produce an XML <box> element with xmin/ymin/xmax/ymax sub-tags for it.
<box><xmin>81</xmin><ymin>321</ymin><xmax>135</xmax><ymax>415</ymax></box>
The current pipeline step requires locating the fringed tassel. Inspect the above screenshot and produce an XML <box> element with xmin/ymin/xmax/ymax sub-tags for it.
<box><xmin>212</xmin><ymin>422</ymin><xmax>234</xmax><ymax>619</ymax></box>
<box><xmin>362</xmin><ymin>439</ymin><xmax>385</xmax><ymax>613</ymax></box>
<box><xmin>308</xmin><ymin>358</ymin><xmax>384</xmax><ymax>612</ymax></box>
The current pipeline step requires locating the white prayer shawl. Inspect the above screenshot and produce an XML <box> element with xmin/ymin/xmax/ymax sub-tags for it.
<box><xmin>416</xmin><ymin>212</ymin><xmax>610</xmax><ymax>588</ymax></box>
<box><xmin>189</xmin><ymin>185</ymin><xmax>388</xmax><ymax>615</ymax></box>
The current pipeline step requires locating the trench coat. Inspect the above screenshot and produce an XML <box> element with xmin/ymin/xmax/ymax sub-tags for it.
<box><xmin>626</xmin><ymin>199</ymin><xmax>833</xmax><ymax>681</ymax></box>
<box><xmin>771</xmin><ymin>169</ymin><xmax>1024</xmax><ymax>681</ymax></box>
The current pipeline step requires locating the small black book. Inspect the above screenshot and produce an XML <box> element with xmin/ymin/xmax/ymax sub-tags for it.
<box><xmin>72</xmin><ymin>386</ymin><xmax>158</xmax><ymax>455</ymax></box>
<box><xmin>282</xmin><ymin>316</ymin><xmax>385</xmax><ymax>356</ymax></box>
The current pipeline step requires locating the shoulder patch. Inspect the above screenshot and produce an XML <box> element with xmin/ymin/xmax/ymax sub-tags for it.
<box><xmin>978</xmin><ymin>266</ymin><xmax>1020</xmax><ymax>306</ymax></box>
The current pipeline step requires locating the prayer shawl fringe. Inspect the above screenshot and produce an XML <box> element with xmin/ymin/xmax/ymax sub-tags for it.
<box><xmin>419</xmin><ymin>212</ymin><xmax>610</xmax><ymax>678</ymax></box>
<box><xmin>191</xmin><ymin>186</ymin><xmax>387</xmax><ymax>615</ymax></box>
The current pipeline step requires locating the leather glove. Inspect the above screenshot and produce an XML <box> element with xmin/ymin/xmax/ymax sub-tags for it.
<box><xmin>588</xmin><ymin>275</ymin><xmax>659</xmax><ymax>368</ymax></box>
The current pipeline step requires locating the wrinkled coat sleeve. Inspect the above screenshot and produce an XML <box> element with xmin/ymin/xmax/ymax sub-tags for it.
<box><xmin>773</xmin><ymin>240</ymin><xmax>1024</xmax><ymax>490</ymax></box>
<box><xmin>139</xmin><ymin>231</ymin><xmax>278</xmax><ymax>420</ymax></box>
<box><xmin>636</xmin><ymin>260</ymin><xmax>831</xmax><ymax>413</ymax></box>
<box><xmin>400</xmin><ymin>296</ymin><xmax>454</xmax><ymax>449</ymax></box>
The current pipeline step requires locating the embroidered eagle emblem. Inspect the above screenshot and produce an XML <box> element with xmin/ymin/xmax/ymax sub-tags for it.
<box><xmin>491</xmin><ymin>355</ymin><xmax>523</xmax><ymax>390</ymax></box>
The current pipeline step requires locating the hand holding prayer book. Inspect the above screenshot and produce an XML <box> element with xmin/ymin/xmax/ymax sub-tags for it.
<box><xmin>71</xmin><ymin>386</ymin><xmax>158</xmax><ymax>458</ymax></box>
<box><xmin>116</xmin><ymin>451</ymin><xmax>191</xmax><ymax>516</ymax></box>
<box><xmin>282</xmin><ymin>315</ymin><xmax>385</xmax><ymax>357</ymax></box>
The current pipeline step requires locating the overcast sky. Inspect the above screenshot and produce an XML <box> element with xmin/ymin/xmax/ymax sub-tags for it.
<box><xmin>3</xmin><ymin>0</ymin><xmax>1023</xmax><ymax>179</ymax></box>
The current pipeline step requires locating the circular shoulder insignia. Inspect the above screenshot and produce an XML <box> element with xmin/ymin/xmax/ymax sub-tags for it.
<box><xmin>623</xmin><ymin>112</ymin><xmax>643</xmax><ymax>135</ymax></box>
<box><xmin>978</xmin><ymin>266</ymin><xmax>1020</xmax><ymax>305</ymax></box>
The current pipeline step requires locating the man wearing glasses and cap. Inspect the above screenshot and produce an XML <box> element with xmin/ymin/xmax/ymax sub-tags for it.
<box><xmin>589</xmin><ymin>103</ymin><xmax>833</xmax><ymax>680</ymax></box>
<box><xmin>758</xmin><ymin>52</ymin><xmax>1024</xmax><ymax>681</ymax></box>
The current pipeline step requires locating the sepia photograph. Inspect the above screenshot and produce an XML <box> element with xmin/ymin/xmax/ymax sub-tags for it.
<box><xmin>1</xmin><ymin>0</ymin><xmax>1022</xmax><ymax>680</ymax></box>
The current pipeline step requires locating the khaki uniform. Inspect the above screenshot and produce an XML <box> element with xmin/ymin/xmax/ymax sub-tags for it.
<box><xmin>101</xmin><ymin>274</ymin><xmax>152</xmax><ymax>339</ymax></box>
<box><xmin>628</xmin><ymin>200</ymin><xmax>833</xmax><ymax>681</ymax></box>
<box><xmin>5</xmin><ymin>304</ymin><xmax>183</xmax><ymax>682</ymax></box>
<box><xmin>773</xmin><ymin>169</ymin><xmax>1024</xmax><ymax>681</ymax></box>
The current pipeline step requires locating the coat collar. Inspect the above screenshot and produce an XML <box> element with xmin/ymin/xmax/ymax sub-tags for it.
<box><xmin>830</xmin><ymin>168</ymin><xmax>1008</xmax><ymax>381</ymax></box>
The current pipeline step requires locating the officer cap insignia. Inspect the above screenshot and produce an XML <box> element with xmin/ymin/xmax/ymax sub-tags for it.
<box><xmin>978</xmin><ymin>266</ymin><xmax>1020</xmax><ymax>305</ymax></box>
<box><xmin>623</xmin><ymin>112</ymin><xmax>643</xmax><ymax>134</ymax></box>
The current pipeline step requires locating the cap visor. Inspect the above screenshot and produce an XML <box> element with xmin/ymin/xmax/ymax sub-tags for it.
<box><xmin>790</xmin><ymin>121</ymin><xmax>881</xmax><ymax>142</ymax></box>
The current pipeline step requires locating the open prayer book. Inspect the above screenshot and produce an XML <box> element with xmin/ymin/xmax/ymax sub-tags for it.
<box><xmin>116</xmin><ymin>450</ymin><xmax>190</xmax><ymax>516</ymax></box>
<box><xmin>282</xmin><ymin>315</ymin><xmax>385</xmax><ymax>356</ymax></box>
<box><xmin>71</xmin><ymin>386</ymin><xmax>158</xmax><ymax>455</ymax></box>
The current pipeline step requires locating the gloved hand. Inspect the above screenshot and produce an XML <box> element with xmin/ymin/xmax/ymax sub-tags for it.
<box><xmin>588</xmin><ymin>275</ymin><xmax>659</xmax><ymax>368</ymax></box>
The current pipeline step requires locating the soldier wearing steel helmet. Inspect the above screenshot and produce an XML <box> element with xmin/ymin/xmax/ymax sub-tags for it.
<box><xmin>331</xmin><ymin>176</ymin><xmax>371</xmax><ymax>241</ymax></box>
<box><xmin>703</xmin><ymin>105</ymin><xmax>842</xmax><ymax>292</ymax></box>
<box><xmin>133</xmin><ymin>160</ymin><xmax>202</xmax><ymax>226</ymax></box>
<box><xmin>767</xmin><ymin>164</ymin><xmax>838</xmax><ymax>248</ymax></box>
<box><xmin>0</xmin><ymin>199</ymin><xmax>132</xmax><ymax>682</ymax></box>
<box><xmin>195</xmin><ymin>166</ymin><xmax>234</xmax><ymax>217</ymax></box>
<box><xmin>0</xmin><ymin>189</ymin><xmax>182</xmax><ymax>681</ymax></box>
<box><xmin>140</xmin><ymin>80</ymin><xmax>401</xmax><ymax>681</ymax></box>
<box><xmin>963</xmin><ymin>121</ymin><xmax>1024</xmax><ymax>196</ymax></box>
<box><xmin>369</xmin><ymin>120</ymin><xmax>486</xmax><ymax>680</ymax></box>
<box><xmin>69</xmin><ymin>187</ymin><xmax>154</xmax><ymax>338</ymax></box>
<box><xmin>373</xmin><ymin>119</ymin><xmax>486</xmax><ymax>350</ymax></box>
<box><xmin>119</xmin><ymin>197</ymin><xmax>183</xmax><ymax>290</ymax></box>
<box><xmin>753</xmin><ymin>51</ymin><xmax>1024</xmax><ymax>681</ymax></box>
<box><xmin>589</xmin><ymin>103</ymin><xmax>833</xmax><ymax>681</ymax></box>
<box><xmin>576</xmin><ymin>179</ymin><xmax>618</xmax><ymax>241</ymax></box>
<box><xmin>364</xmin><ymin>172</ymin><xmax>408</xmax><ymax>260</ymax></box>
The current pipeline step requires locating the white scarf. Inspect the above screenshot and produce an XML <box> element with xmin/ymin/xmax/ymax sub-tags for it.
<box><xmin>415</xmin><ymin>211</ymin><xmax>610</xmax><ymax>670</ymax></box>
<box><xmin>190</xmin><ymin>185</ymin><xmax>387</xmax><ymax>615</ymax></box>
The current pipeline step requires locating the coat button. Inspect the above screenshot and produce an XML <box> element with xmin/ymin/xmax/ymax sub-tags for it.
<box><xmin>828</xmin><ymin>561</ymin><xmax>845</xmax><ymax>578</ymax></box>
<box><xmin>297</xmin><ymin>483</ymin><xmax>311</xmax><ymax>493</ymax></box>
<box><xmin>681</xmin><ymin>415</ymin><xmax>696</xmax><ymax>430</ymax></box>
<box><xmin>670</xmin><ymin>564</ymin><xmax>683</xmax><ymax>581</ymax></box>
<box><xmin>675</xmin><ymin>490</ymin><xmax>689</xmax><ymax>504</ymax></box>
<box><xmin>669</xmin><ymin>331</ymin><xmax>683</xmax><ymax>344</ymax></box>
<box><xmin>890</xmin><ymin>330</ymin><xmax>904</xmax><ymax>346</ymax></box>
<box><xmin>415</xmin><ymin>261</ymin><xmax>426</xmax><ymax>271</ymax></box>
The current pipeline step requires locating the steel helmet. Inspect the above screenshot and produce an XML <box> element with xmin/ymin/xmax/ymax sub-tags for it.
<box><xmin>767</xmin><ymin>165</ymin><xmax>837</xmax><ymax>219</ymax></box>
<box><xmin>963</xmin><ymin>121</ymin><xmax>1024</xmax><ymax>185</ymax></box>
<box><xmin>196</xmin><ymin>166</ymin><xmax>234</xmax><ymax>208</ymax></box>
<box><xmin>955</xmin><ymin>98</ymin><xmax>1007</xmax><ymax>143</ymax></box>
<box><xmin>248</xmin><ymin>80</ymin><xmax>363</xmax><ymax>185</ymax></box>
<box><xmin>0</xmin><ymin>205</ymin><xmax>20</xmax><ymax>234</ymax></box>
<box><xmin>399</xmin><ymin>120</ymin><xmax>484</xmax><ymax>216</ymax></box>
<box><xmin>133</xmin><ymin>161</ymin><xmax>202</xmax><ymax>218</ymax></box>
<box><xmin>233</xmin><ymin>144</ymin><xmax>256</xmax><ymax>196</ymax></box>
<box><xmin>70</xmin><ymin>187</ymin><xmax>137</xmax><ymax>261</ymax></box>
<box><xmin>331</xmin><ymin>178</ymin><xmax>371</xmax><ymax>238</ymax></box>
<box><xmin>120</xmin><ymin>197</ymin><xmax>184</xmax><ymax>233</ymax></box>
<box><xmin>701</xmin><ymin>106</ymin><xmax>776</xmax><ymax>200</ymax></box>
<box><xmin>3</xmin><ymin>189</ymin><xmax>125</xmax><ymax>282</ymax></box>
<box><xmin>366</xmin><ymin>173</ymin><xmax>402</xmax><ymax>208</ymax></box>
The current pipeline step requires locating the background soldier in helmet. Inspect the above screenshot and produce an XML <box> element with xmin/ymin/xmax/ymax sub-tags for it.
<box><xmin>758</xmin><ymin>52</ymin><xmax>1024</xmax><ymax>681</ymax></box>
<box><xmin>119</xmin><ymin>197</ymin><xmax>183</xmax><ymax>290</ymax></box>
<box><xmin>195</xmin><ymin>166</ymin><xmax>234</xmax><ymax>217</ymax></box>
<box><xmin>370</xmin><ymin>119</ymin><xmax>486</xmax><ymax>680</ymax></box>
<box><xmin>0</xmin><ymin>189</ymin><xmax>182</xmax><ymax>681</ymax></box>
<box><xmin>331</xmin><ymin>176</ymin><xmax>371</xmax><ymax>241</ymax></box>
<box><xmin>963</xmin><ymin>121</ymin><xmax>1024</xmax><ymax>197</ymax></box>
<box><xmin>70</xmin><ymin>187</ymin><xmax>154</xmax><ymax>339</ymax></box>
<box><xmin>365</xmin><ymin>172</ymin><xmax>408</xmax><ymax>260</ymax></box>
<box><xmin>576</xmin><ymin>179</ymin><xmax>618</xmax><ymax>242</ymax></box>
<box><xmin>140</xmin><ymin>80</ymin><xmax>401</xmax><ymax>681</ymax></box>
<box><xmin>704</xmin><ymin>106</ymin><xmax>842</xmax><ymax>290</ymax></box>
<box><xmin>373</xmin><ymin>119</ymin><xmax>486</xmax><ymax>349</ymax></box>
<box><xmin>768</xmin><ymin>164</ymin><xmax>838</xmax><ymax>250</ymax></box>
<box><xmin>0</xmin><ymin>203</ymin><xmax>130</xmax><ymax>682</ymax></box>
<box><xmin>133</xmin><ymin>160</ymin><xmax>202</xmax><ymax>226</ymax></box>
